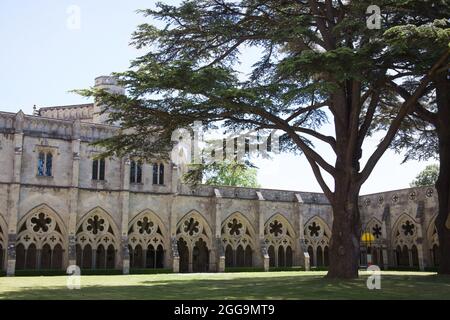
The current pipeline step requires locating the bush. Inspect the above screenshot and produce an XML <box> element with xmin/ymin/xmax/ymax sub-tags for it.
<box><xmin>269</xmin><ymin>266</ymin><xmax>305</xmax><ymax>272</ymax></box>
<box><xmin>130</xmin><ymin>268</ymin><xmax>173</xmax><ymax>274</ymax></box>
<box><xmin>225</xmin><ymin>266</ymin><xmax>305</xmax><ymax>273</ymax></box>
<box><xmin>15</xmin><ymin>269</ymin><xmax>67</xmax><ymax>277</ymax></box>
<box><xmin>80</xmin><ymin>269</ymin><xmax>123</xmax><ymax>275</ymax></box>
<box><xmin>225</xmin><ymin>267</ymin><xmax>265</xmax><ymax>273</ymax></box>
<box><xmin>385</xmin><ymin>266</ymin><xmax>421</xmax><ymax>272</ymax></box>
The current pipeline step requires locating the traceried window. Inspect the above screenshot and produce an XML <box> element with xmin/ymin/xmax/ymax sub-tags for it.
<box><xmin>37</xmin><ymin>152</ymin><xmax>53</xmax><ymax>177</ymax></box>
<box><xmin>92</xmin><ymin>158</ymin><xmax>106</xmax><ymax>181</ymax></box>
<box><xmin>130</xmin><ymin>160</ymin><xmax>143</xmax><ymax>184</ymax></box>
<box><xmin>152</xmin><ymin>163</ymin><xmax>164</xmax><ymax>185</ymax></box>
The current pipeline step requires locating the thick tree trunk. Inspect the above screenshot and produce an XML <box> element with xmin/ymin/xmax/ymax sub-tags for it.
<box><xmin>327</xmin><ymin>178</ymin><xmax>361</xmax><ymax>279</ymax></box>
<box><xmin>435</xmin><ymin>72</ymin><xmax>450</xmax><ymax>274</ymax></box>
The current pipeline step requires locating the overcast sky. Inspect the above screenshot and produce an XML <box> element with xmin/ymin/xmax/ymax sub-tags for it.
<box><xmin>0</xmin><ymin>0</ymin><xmax>436</xmax><ymax>194</ymax></box>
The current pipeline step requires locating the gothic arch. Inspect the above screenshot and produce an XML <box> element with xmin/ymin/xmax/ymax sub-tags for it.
<box><xmin>304</xmin><ymin>216</ymin><xmax>331</xmax><ymax>267</ymax></box>
<box><xmin>176</xmin><ymin>210</ymin><xmax>212</xmax><ymax>272</ymax></box>
<box><xmin>221</xmin><ymin>212</ymin><xmax>256</xmax><ymax>268</ymax></box>
<box><xmin>264</xmin><ymin>213</ymin><xmax>296</xmax><ymax>268</ymax></box>
<box><xmin>361</xmin><ymin>218</ymin><xmax>384</xmax><ymax>266</ymax></box>
<box><xmin>75</xmin><ymin>207</ymin><xmax>119</xmax><ymax>269</ymax></box>
<box><xmin>427</xmin><ymin>215</ymin><xmax>440</xmax><ymax>267</ymax></box>
<box><xmin>391</xmin><ymin>213</ymin><xmax>420</xmax><ymax>267</ymax></box>
<box><xmin>128</xmin><ymin>209</ymin><xmax>166</xmax><ymax>269</ymax></box>
<box><xmin>15</xmin><ymin>204</ymin><xmax>67</xmax><ymax>270</ymax></box>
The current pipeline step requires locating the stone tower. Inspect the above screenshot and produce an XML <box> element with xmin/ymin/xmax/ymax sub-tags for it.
<box><xmin>92</xmin><ymin>75</ymin><xmax>125</xmax><ymax>124</ymax></box>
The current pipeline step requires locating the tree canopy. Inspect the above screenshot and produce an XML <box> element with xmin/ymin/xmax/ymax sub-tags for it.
<box><xmin>410</xmin><ymin>164</ymin><xmax>440</xmax><ymax>187</ymax></box>
<box><xmin>77</xmin><ymin>0</ymin><xmax>450</xmax><ymax>278</ymax></box>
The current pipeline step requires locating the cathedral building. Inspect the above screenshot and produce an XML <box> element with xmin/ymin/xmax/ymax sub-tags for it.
<box><xmin>0</xmin><ymin>76</ymin><xmax>441</xmax><ymax>276</ymax></box>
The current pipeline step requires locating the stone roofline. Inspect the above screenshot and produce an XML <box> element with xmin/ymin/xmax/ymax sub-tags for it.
<box><xmin>37</xmin><ymin>103</ymin><xmax>94</xmax><ymax>113</ymax></box>
<box><xmin>0</xmin><ymin>110</ymin><xmax>436</xmax><ymax>205</ymax></box>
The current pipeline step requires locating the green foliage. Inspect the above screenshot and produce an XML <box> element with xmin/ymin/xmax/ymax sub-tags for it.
<box><xmin>129</xmin><ymin>268</ymin><xmax>173</xmax><ymax>274</ymax></box>
<box><xmin>184</xmin><ymin>160</ymin><xmax>260</xmax><ymax>188</ymax></box>
<box><xmin>410</xmin><ymin>164</ymin><xmax>440</xmax><ymax>187</ymax></box>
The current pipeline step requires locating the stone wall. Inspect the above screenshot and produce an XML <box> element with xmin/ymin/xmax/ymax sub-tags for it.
<box><xmin>0</xmin><ymin>109</ymin><xmax>440</xmax><ymax>275</ymax></box>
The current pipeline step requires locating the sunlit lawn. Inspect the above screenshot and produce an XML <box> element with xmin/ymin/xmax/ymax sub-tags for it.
<box><xmin>0</xmin><ymin>271</ymin><xmax>449</xmax><ymax>300</ymax></box>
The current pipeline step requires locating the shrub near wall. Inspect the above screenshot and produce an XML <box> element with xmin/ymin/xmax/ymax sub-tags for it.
<box><xmin>130</xmin><ymin>268</ymin><xmax>173</xmax><ymax>274</ymax></box>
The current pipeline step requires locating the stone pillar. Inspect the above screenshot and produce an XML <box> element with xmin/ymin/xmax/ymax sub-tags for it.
<box><xmin>382</xmin><ymin>247</ymin><xmax>389</xmax><ymax>270</ymax></box>
<box><xmin>169</xmin><ymin>195</ymin><xmax>179</xmax><ymax>272</ymax></box>
<box><xmin>171</xmin><ymin>236</ymin><xmax>180</xmax><ymax>273</ymax></box>
<box><xmin>295</xmin><ymin>194</ymin><xmax>305</xmax><ymax>268</ymax></box>
<box><xmin>256</xmin><ymin>191</ymin><xmax>268</xmax><ymax>270</ymax></box>
<box><xmin>68</xmin><ymin>124</ymin><xmax>81</xmax><ymax>268</ymax></box>
<box><xmin>304</xmin><ymin>252</ymin><xmax>310</xmax><ymax>271</ymax></box>
<box><xmin>214</xmin><ymin>189</ymin><xmax>225</xmax><ymax>272</ymax></box>
<box><xmin>6</xmin><ymin>111</ymin><xmax>25</xmax><ymax>276</ymax></box>
<box><xmin>120</xmin><ymin>159</ymin><xmax>131</xmax><ymax>274</ymax></box>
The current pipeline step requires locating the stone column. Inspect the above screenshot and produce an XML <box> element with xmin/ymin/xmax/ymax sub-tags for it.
<box><xmin>295</xmin><ymin>194</ymin><xmax>305</xmax><ymax>268</ymax></box>
<box><xmin>256</xmin><ymin>191</ymin><xmax>269</xmax><ymax>271</ymax></box>
<box><xmin>382</xmin><ymin>247</ymin><xmax>389</xmax><ymax>270</ymax></box>
<box><xmin>169</xmin><ymin>195</ymin><xmax>179</xmax><ymax>273</ymax></box>
<box><xmin>6</xmin><ymin>111</ymin><xmax>25</xmax><ymax>276</ymax></box>
<box><xmin>68</xmin><ymin>122</ymin><xmax>81</xmax><ymax>268</ymax></box>
<box><xmin>120</xmin><ymin>158</ymin><xmax>131</xmax><ymax>274</ymax></box>
<box><xmin>214</xmin><ymin>189</ymin><xmax>225</xmax><ymax>272</ymax></box>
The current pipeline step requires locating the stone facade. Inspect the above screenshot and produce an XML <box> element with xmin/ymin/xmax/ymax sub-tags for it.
<box><xmin>0</xmin><ymin>77</ymin><xmax>441</xmax><ymax>275</ymax></box>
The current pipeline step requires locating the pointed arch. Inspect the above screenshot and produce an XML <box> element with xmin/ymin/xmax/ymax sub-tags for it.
<box><xmin>75</xmin><ymin>207</ymin><xmax>119</xmax><ymax>269</ymax></box>
<box><xmin>176</xmin><ymin>210</ymin><xmax>212</xmax><ymax>246</ymax></box>
<box><xmin>221</xmin><ymin>212</ymin><xmax>255</xmax><ymax>268</ymax></box>
<box><xmin>304</xmin><ymin>216</ymin><xmax>331</xmax><ymax>263</ymax></box>
<box><xmin>176</xmin><ymin>210</ymin><xmax>212</xmax><ymax>273</ymax></box>
<box><xmin>391</xmin><ymin>213</ymin><xmax>419</xmax><ymax>249</ymax></box>
<box><xmin>76</xmin><ymin>206</ymin><xmax>119</xmax><ymax>250</ymax></box>
<box><xmin>427</xmin><ymin>215</ymin><xmax>440</xmax><ymax>267</ymax></box>
<box><xmin>363</xmin><ymin>218</ymin><xmax>384</xmax><ymax>241</ymax></box>
<box><xmin>128</xmin><ymin>209</ymin><xmax>167</xmax><ymax>269</ymax></box>
<box><xmin>264</xmin><ymin>213</ymin><xmax>296</xmax><ymax>268</ymax></box>
<box><xmin>426</xmin><ymin>215</ymin><xmax>439</xmax><ymax>247</ymax></box>
<box><xmin>15</xmin><ymin>204</ymin><xmax>67</xmax><ymax>270</ymax></box>
<box><xmin>221</xmin><ymin>212</ymin><xmax>256</xmax><ymax>249</ymax></box>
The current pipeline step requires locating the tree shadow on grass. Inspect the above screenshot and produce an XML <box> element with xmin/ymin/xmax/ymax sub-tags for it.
<box><xmin>1</xmin><ymin>274</ymin><xmax>449</xmax><ymax>300</ymax></box>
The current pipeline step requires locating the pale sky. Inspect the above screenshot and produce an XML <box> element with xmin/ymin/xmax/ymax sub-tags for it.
<box><xmin>0</xmin><ymin>0</ymin><xmax>436</xmax><ymax>195</ymax></box>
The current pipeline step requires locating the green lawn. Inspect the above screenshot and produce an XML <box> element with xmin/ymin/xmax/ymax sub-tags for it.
<box><xmin>0</xmin><ymin>271</ymin><xmax>449</xmax><ymax>300</ymax></box>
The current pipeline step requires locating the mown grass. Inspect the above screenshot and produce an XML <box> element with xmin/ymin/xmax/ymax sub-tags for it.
<box><xmin>0</xmin><ymin>271</ymin><xmax>449</xmax><ymax>300</ymax></box>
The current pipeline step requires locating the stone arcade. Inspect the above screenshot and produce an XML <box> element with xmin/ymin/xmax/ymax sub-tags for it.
<box><xmin>0</xmin><ymin>76</ymin><xmax>441</xmax><ymax>276</ymax></box>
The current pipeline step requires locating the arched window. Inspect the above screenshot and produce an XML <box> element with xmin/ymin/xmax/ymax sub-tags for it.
<box><xmin>264</xmin><ymin>214</ymin><xmax>295</xmax><ymax>268</ymax></box>
<box><xmin>152</xmin><ymin>163</ymin><xmax>165</xmax><ymax>185</ymax></box>
<box><xmin>15</xmin><ymin>205</ymin><xmax>66</xmax><ymax>271</ymax></box>
<box><xmin>37</xmin><ymin>152</ymin><xmax>53</xmax><ymax>177</ymax></box>
<box><xmin>176</xmin><ymin>211</ymin><xmax>212</xmax><ymax>273</ymax></box>
<box><xmin>286</xmin><ymin>246</ymin><xmax>293</xmax><ymax>267</ymax></box>
<box><xmin>268</xmin><ymin>245</ymin><xmax>275</xmax><ymax>267</ymax></box>
<box><xmin>221</xmin><ymin>213</ymin><xmax>255</xmax><ymax>269</ymax></box>
<box><xmin>304</xmin><ymin>216</ymin><xmax>331</xmax><ymax>268</ymax></box>
<box><xmin>177</xmin><ymin>238</ymin><xmax>189</xmax><ymax>273</ymax></box>
<box><xmin>128</xmin><ymin>210</ymin><xmax>166</xmax><ymax>269</ymax></box>
<box><xmin>130</xmin><ymin>160</ymin><xmax>143</xmax><ymax>184</ymax></box>
<box><xmin>76</xmin><ymin>208</ymin><xmax>118</xmax><ymax>270</ymax></box>
<box><xmin>225</xmin><ymin>245</ymin><xmax>233</xmax><ymax>268</ymax></box>
<box><xmin>392</xmin><ymin>215</ymin><xmax>420</xmax><ymax>267</ymax></box>
<box><xmin>92</xmin><ymin>158</ymin><xmax>106</xmax><ymax>180</ymax></box>
<box><xmin>278</xmin><ymin>246</ymin><xmax>285</xmax><ymax>267</ymax></box>
<box><xmin>317</xmin><ymin>246</ymin><xmax>323</xmax><ymax>266</ymax></box>
<box><xmin>46</xmin><ymin>153</ymin><xmax>53</xmax><ymax>176</ymax></box>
